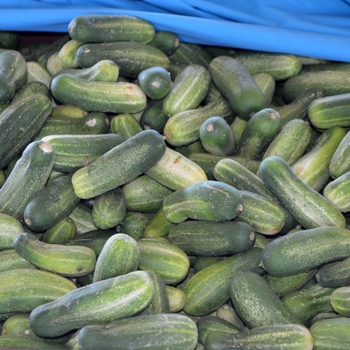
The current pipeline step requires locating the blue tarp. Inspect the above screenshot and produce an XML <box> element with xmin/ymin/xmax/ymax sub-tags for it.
<box><xmin>1</xmin><ymin>1</ymin><xmax>350</xmax><ymax>62</ymax></box>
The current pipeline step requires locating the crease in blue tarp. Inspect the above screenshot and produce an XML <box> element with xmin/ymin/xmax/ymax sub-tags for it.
<box><xmin>1</xmin><ymin>0</ymin><xmax>350</xmax><ymax>62</ymax></box>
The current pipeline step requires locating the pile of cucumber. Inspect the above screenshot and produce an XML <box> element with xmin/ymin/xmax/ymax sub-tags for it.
<box><xmin>0</xmin><ymin>13</ymin><xmax>350</xmax><ymax>350</ymax></box>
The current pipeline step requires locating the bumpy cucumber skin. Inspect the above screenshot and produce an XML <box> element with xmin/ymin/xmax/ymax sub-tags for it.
<box><xmin>69</xmin><ymin>15</ymin><xmax>155</xmax><ymax>43</ymax></box>
<box><xmin>330</xmin><ymin>130</ymin><xmax>350</xmax><ymax>178</ymax></box>
<box><xmin>72</xmin><ymin>129</ymin><xmax>166</xmax><ymax>199</ymax></box>
<box><xmin>0</xmin><ymin>213</ymin><xmax>23</xmax><ymax>250</ymax></box>
<box><xmin>148</xmin><ymin>30</ymin><xmax>180</xmax><ymax>55</ymax></box>
<box><xmin>323</xmin><ymin>171</ymin><xmax>350</xmax><ymax>212</ymax></box>
<box><xmin>209</xmin><ymin>56</ymin><xmax>265</xmax><ymax>120</ymax></box>
<box><xmin>261</xmin><ymin>227</ymin><xmax>350</xmax><ymax>276</ymax></box>
<box><xmin>77</xmin><ymin>313</ymin><xmax>198</xmax><ymax>350</ymax></box>
<box><xmin>29</xmin><ymin>270</ymin><xmax>155</xmax><ymax>338</ymax></box>
<box><xmin>51</xmin><ymin>74</ymin><xmax>147</xmax><ymax>114</ymax></box>
<box><xmin>316</xmin><ymin>256</ymin><xmax>350</xmax><ymax>288</ymax></box>
<box><xmin>259</xmin><ymin>155</ymin><xmax>345</xmax><ymax>229</ymax></box>
<box><xmin>0</xmin><ymin>140</ymin><xmax>56</xmax><ymax>220</ymax></box>
<box><xmin>162</xmin><ymin>180</ymin><xmax>243</xmax><ymax>224</ymax></box>
<box><xmin>13</xmin><ymin>231</ymin><xmax>96</xmax><ymax>277</ymax></box>
<box><xmin>330</xmin><ymin>287</ymin><xmax>350</xmax><ymax>317</ymax></box>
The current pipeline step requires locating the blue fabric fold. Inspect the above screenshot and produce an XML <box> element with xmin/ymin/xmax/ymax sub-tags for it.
<box><xmin>1</xmin><ymin>1</ymin><xmax>350</xmax><ymax>62</ymax></box>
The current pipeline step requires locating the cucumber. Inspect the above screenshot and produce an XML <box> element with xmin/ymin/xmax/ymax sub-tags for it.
<box><xmin>119</xmin><ymin>211</ymin><xmax>154</xmax><ymax>241</ymax></box>
<box><xmin>26</xmin><ymin>60</ymin><xmax>52</xmax><ymax>87</ymax></box>
<box><xmin>165</xmin><ymin>285</ymin><xmax>186</xmax><ymax>312</ymax></box>
<box><xmin>77</xmin><ymin>313</ymin><xmax>198</xmax><ymax>350</ymax></box>
<box><xmin>0</xmin><ymin>50</ymin><xmax>27</xmax><ymax>103</ymax></box>
<box><xmin>145</xmin><ymin>147</ymin><xmax>208</xmax><ymax>191</ymax></box>
<box><xmin>0</xmin><ymin>249</ymin><xmax>36</xmax><ymax>273</ymax></box>
<box><xmin>68</xmin><ymin>15</ymin><xmax>155</xmax><ymax>43</ymax></box>
<box><xmin>253</xmin><ymin>72</ymin><xmax>276</xmax><ymax>107</ymax></box>
<box><xmin>57</xmin><ymin>39</ymin><xmax>85</xmax><ymax>69</ymax></box>
<box><xmin>68</xmin><ymin>204</ymin><xmax>97</xmax><ymax>235</ymax></box>
<box><xmin>51</xmin><ymin>103</ymin><xmax>87</xmax><ymax>119</ymax></box>
<box><xmin>229</xmin><ymin>271</ymin><xmax>301</xmax><ymax>328</ymax></box>
<box><xmin>42</xmin><ymin>133</ymin><xmax>126</xmax><ymax>173</ymax></box>
<box><xmin>23</xmin><ymin>174</ymin><xmax>81</xmax><ymax>232</ymax></box>
<box><xmin>205</xmin><ymin>324</ymin><xmax>313</xmax><ymax>350</ymax></box>
<box><xmin>164</xmin><ymin>98</ymin><xmax>235</xmax><ymax>147</ymax></box>
<box><xmin>183</xmin><ymin>247</ymin><xmax>263</xmax><ymax>316</ymax></box>
<box><xmin>258</xmin><ymin>155</ymin><xmax>346</xmax><ymax>229</ymax></box>
<box><xmin>72</xmin><ymin>129</ymin><xmax>166</xmax><ymax>199</ymax></box>
<box><xmin>110</xmin><ymin>113</ymin><xmax>143</xmax><ymax>139</ymax></box>
<box><xmin>76</xmin><ymin>41</ymin><xmax>170</xmax><ymax>78</ymax></box>
<box><xmin>51</xmin><ymin>74</ymin><xmax>147</xmax><ymax>114</ymax></box>
<box><xmin>162</xmin><ymin>180</ymin><xmax>243</xmax><ymax>224</ymax></box>
<box><xmin>92</xmin><ymin>233</ymin><xmax>139</xmax><ymax>283</ymax></box>
<box><xmin>37</xmin><ymin>34</ymin><xmax>71</xmax><ymax>67</ymax></box>
<box><xmin>148</xmin><ymin>30</ymin><xmax>180</xmax><ymax>55</ymax></box>
<box><xmin>143</xmin><ymin>207</ymin><xmax>175</xmax><ymax>238</ymax></box>
<box><xmin>92</xmin><ymin>188</ymin><xmax>127</xmax><ymax>230</ymax></box>
<box><xmin>0</xmin><ymin>213</ymin><xmax>23</xmax><ymax>250</ymax></box>
<box><xmin>29</xmin><ymin>270</ymin><xmax>155</xmax><ymax>338</ymax></box>
<box><xmin>0</xmin><ymin>30</ymin><xmax>21</xmax><ymax>49</ymax></box>
<box><xmin>0</xmin><ymin>335</ymin><xmax>67</xmax><ymax>350</ymax></box>
<box><xmin>329</xmin><ymin>130</ymin><xmax>350</xmax><ymax>178</ymax></box>
<box><xmin>209</xmin><ymin>56</ymin><xmax>265</xmax><ymax>120</ymax></box>
<box><xmin>0</xmin><ymin>93</ymin><xmax>52</xmax><ymax>170</ymax></box>
<box><xmin>13</xmin><ymin>231</ymin><xmax>96</xmax><ymax>277</ymax></box>
<box><xmin>216</xmin><ymin>303</ymin><xmax>248</xmax><ymax>331</ymax></box>
<box><xmin>330</xmin><ymin>287</ymin><xmax>350</xmax><ymax>317</ymax></box>
<box><xmin>163</xmin><ymin>64</ymin><xmax>211</xmax><ymax>117</ymax></box>
<box><xmin>138</xmin><ymin>238</ymin><xmax>190</xmax><ymax>284</ymax></box>
<box><xmin>310</xmin><ymin>317</ymin><xmax>350</xmax><ymax>350</ymax></box>
<box><xmin>169</xmin><ymin>42</ymin><xmax>211</xmax><ymax>68</ymax></box>
<box><xmin>260</xmin><ymin>227</ymin><xmax>350</xmax><ymax>276</ymax></box>
<box><xmin>0</xmin><ymin>268</ymin><xmax>77</xmax><ymax>315</ymax></box>
<box><xmin>316</xmin><ymin>256</ymin><xmax>350</xmax><ymax>288</ymax></box>
<box><xmin>323</xmin><ymin>171</ymin><xmax>350</xmax><ymax>212</ymax></box>
<box><xmin>0</xmin><ymin>140</ymin><xmax>56</xmax><ymax>220</ymax></box>
<box><xmin>139</xmin><ymin>98</ymin><xmax>169</xmax><ymax>133</ymax></box>
<box><xmin>43</xmin><ymin>217</ymin><xmax>77</xmax><ymax>244</ymax></box>
<box><xmin>291</xmin><ymin>126</ymin><xmax>346</xmax><ymax>191</ymax></box>
<box><xmin>167</xmin><ymin>220</ymin><xmax>255</xmax><ymax>256</ymax></box>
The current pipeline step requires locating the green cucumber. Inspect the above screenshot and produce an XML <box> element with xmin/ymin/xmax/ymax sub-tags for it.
<box><xmin>0</xmin><ymin>50</ymin><xmax>27</xmax><ymax>103</ymax></box>
<box><xmin>145</xmin><ymin>147</ymin><xmax>207</xmax><ymax>190</ymax></box>
<box><xmin>23</xmin><ymin>174</ymin><xmax>81</xmax><ymax>232</ymax></box>
<box><xmin>51</xmin><ymin>74</ymin><xmax>147</xmax><ymax>114</ymax></box>
<box><xmin>57</xmin><ymin>39</ymin><xmax>84</xmax><ymax>69</ymax></box>
<box><xmin>259</xmin><ymin>155</ymin><xmax>346</xmax><ymax>229</ymax></box>
<box><xmin>167</xmin><ymin>220</ymin><xmax>255</xmax><ymax>256</ymax></box>
<box><xmin>329</xmin><ymin>130</ymin><xmax>350</xmax><ymax>178</ymax></box>
<box><xmin>43</xmin><ymin>217</ymin><xmax>77</xmax><ymax>244</ymax></box>
<box><xmin>68</xmin><ymin>15</ymin><xmax>155</xmax><ymax>43</ymax></box>
<box><xmin>72</xmin><ymin>129</ymin><xmax>166</xmax><ymax>199</ymax></box>
<box><xmin>0</xmin><ymin>140</ymin><xmax>56</xmax><ymax>220</ymax></box>
<box><xmin>0</xmin><ymin>335</ymin><xmax>67</xmax><ymax>350</ymax></box>
<box><xmin>260</xmin><ymin>227</ymin><xmax>350</xmax><ymax>276</ymax></box>
<box><xmin>119</xmin><ymin>211</ymin><xmax>154</xmax><ymax>241</ymax></box>
<box><xmin>0</xmin><ymin>213</ymin><xmax>23</xmax><ymax>250</ymax></box>
<box><xmin>330</xmin><ymin>287</ymin><xmax>350</xmax><ymax>317</ymax></box>
<box><xmin>143</xmin><ymin>207</ymin><xmax>175</xmax><ymax>238</ymax></box>
<box><xmin>183</xmin><ymin>247</ymin><xmax>263</xmax><ymax>316</ymax></box>
<box><xmin>205</xmin><ymin>324</ymin><xmax>313</xmax><ymax>350</ymax></box>
<box><xmin>92</xmin><ymin>188</ymin><xmax>127</xmax><ymax>230</ymax></box>
<box><xmin>216</xmin><ymin>303</ymin><xmax>248</xmax><ymax>331</ymax></box>
<box><xmin>77</xmin><ymin>313</ymin><xmax>198</xmax><ymax>350</ymax></box>
<box><xmin>165</xmin><ymin>285</ymin><xmax>186</xmax><ymax>312</ymax></box>
<box><xmin>37</xmin><ymin>34</ymin><xmax>71</xmax><ymax>67</ymax></box>
<box><xmin>139</xmin><ymin>98</ymin><xmax>169</xmax><ymax>133</ymax></box>
<box><xmin>51</xmin><ymin>104</ymin><xmax>87</xmax><ymax>119</ymax></box>
<box><xmin>68</xmin><ymin>204</ymin><xmax>97</xmax><ymax>235</ymax></box>
<box><xmin>164</xmin><ymin>98</ymin><xmax>235</xmax><ymax>147</ymax></box>
<box><xmin>137</xmin><ymin>238</ymin><xmax>190</xmax><ymax>284</ymax></box>
<box><xmin>229</xmin><ymin>271</ymin><xmax>301</xmax><ymax>328</ymax></box>
<box><xmin>92</xmin><ymin>233</ymin><xmax>139</xmax><ymax>283</ymax></box>
<box><xmin>110</xmin><ymin>113</ymin><xmax>143</xmax><ymax>139</ymax></box>
<box><xmin>148</xmin><ymin>30</ymin><xmax>180</xmax><ymax>55</ymax></box>
<box><xmin>162</xmin><ymin>180</ymin><xmax>243</xmax><ymax>224</ymax></box>
<box><xmin>209</xmin><ymin>56</ymin><xmax>265</xmax><ymax>120</ymax></box>
<box><xmin>26</xmin><ymin>60</ymin><xmax>52</xmax><ymax>87</ymax></box>
<box><xmin>323</xmin><ymin>171</ymin><xmax>350</xmax><ymax>212</ymax></box>
<box><xmin>163</xmin><ymin>64</ymin><xmax>211</xmax><ymax>117</ymax></box>
<box><xmin>13</xmin><ymin>231</ymin><xmax>96</xmax><ymax>277</ymax></box>
<box><xmin>0</xmin><ymin>30</ymin><xmax>21</xmax><ymax>50</ymax></box>
<box><xmin>0</xmin><ymin>268</ymin><xmax>77</xmax><ymax>315</ymax></box>
<box><xmin>76</xmin><ymin>41</ymin><xmax>170</xmax><ymax>78</ymax></box>
<box><xmin>253</xmin><ymin>72</ymin><xmax>276</xmax><ymax>107</ymax></box>
<box><xmin>0</xmin><ymin>93</ymin><xmax>52</xmax><ymax>170</ymax></box>
<box><xmin>42</xmin><ymin>133</ymin><xmax>126</xmax><ymax>173</ymax></box>
<box><xmin>0</xmin><ymin>249</ymin><xmax>36</xmax><ymax>273</ymax></box>
<box><xmin>29</xmin><ymin>270</ymin><xmax>155</xmax><ymax>338</ymax></box>
<box><xmin>316</xmin><ymin>256</ymin><xmax>350</xmax><ymax>288</ymax></box>
<box><xmin>169</xmin><ymin>42</ymin><xmax>210</xmax><ymax>68</ymax></box>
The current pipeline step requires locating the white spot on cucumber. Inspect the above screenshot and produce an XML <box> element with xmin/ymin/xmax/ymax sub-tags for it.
<box><xmin>86</xmin><ymin>118</ymin><xmax>97</xmax><ymax>127</ymax></box>
<box><xmin>39</xmin><ymin>142</ymin><xmax>53</xmax><ymax>153</ymax></box>
<box><xmin>206</xmin><ymin>123</ymin><xmax>214</xmax><ymax>132</ymax></box>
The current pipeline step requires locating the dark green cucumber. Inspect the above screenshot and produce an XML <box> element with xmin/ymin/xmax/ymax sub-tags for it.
<box><xmin>92</xmin><ymin>188</ymin><xmax>127</xmax><ymax>230</ymax></box>
<box><xmin>12</xmin><ymin>80</ymin><xmax>51</xmax><ymax>102</ymax></box>
<box><xmin>229</xmin><ymin>271</ymin><xmax>301</xmax><ymax>328</ymax></box>
<box><xmin>77</xmin><ymin>313</ymin><xmax>198</xmax><ymax>350</ymax></box>
<box><xmin>72</xmin><ymin>129</ymin><xmax>166</xmax><ymax>199</ymax></box>
<box><xmin>310</xmin><ymin>317</ymin><xmax>350</xmax><ymax>350</ymax></box>
<box><xmin>234</xmin><ymin>108</ymin><xmax>282</xmax><ymax>160</ymax></box>
<box><xmin>0</xmin><ymin>93</ymin><xmax>52</xmax><ymax>170</ymax></box>
<box><xmin>169</xmin><ymin>42</ymin><xmax>211</xmax><ymax>68</ymax></box>
<box><xmin>164</xmin><ymin>98</ymin><xmax>235</xmax><ymax>147</ymax></box>
<box><xmin>323</xmin><ymin>171</ymin><xmax>350</xmax><ymax>212</ymax></box>
<box><xmin>209</xmin><ymin>56</ymin><xmax>265</xmax><ymax>120</ymax></box>
<box><xmin>253</xmin><ymin>72</ymin><xmax>276</xmax><ymax>107</ymax></box>
<box><xmin>13</xmin><ymin>231</ymin><xmax>96</xmax><ymax>277</ymax></box>
<box><xmin>148</xmin><ymin>30</ymin><xmax>180</xmax><ymax>55</ymax></box>
<box><xmin>167</xmin><ymin>220</ymin><xmax>255</xmax><ymax>256</ymax></box>
<box><xmin>330</xmin><ymin>287</ymin><xmax>350</xmax><ymax>317</ymax></box>
<box><xmin>122</xmin><ymin>174</ymin><xmax>172</xmax><ymax>213</ymax></box>
<box><xmin>76</xmin><ymin>41</ymin><xmax>170</xmax><ymax>78</ymax></box>
<box><xmin>316</xmin><ymin>256</ymin><xmax>350</xmax><ymax>288</ymax></box>
<box><xmin>120</xmin><ymin>211</ymin><xmax>154</xmax><ymax>241</ymax></box>
<box><xmin>0</xmin><ymin>50</ymin><xmax>27</xmax><ymax>103</ymax></box>
<box><xmin>0</xmin><ymin>268</ymin><xmax>77</xmax><ymax>315</ymax></box>
<box><xmin>23</xmin><ymin>174</ymin><xmax>81</xmax><ymax>232</ymax></box>
<box><xmin>329</xmin><ymin>130</ymin><xmax>350</xmax><ymax>178</ymax></box>
<box><xmin>205</xmin><ymin>324</ymin><xmax>313</xmax><ymax>350</ymax></box>
<box><xmin>0</xmin><ymin>335</ymin><xmax>67</xmax><ymax>349</ymax></box>
<box><xmin>139</xmin><ymin>98</ymin><xmax>169</xmax><ymax>133</ymax></box>
<box><xmin>68</xmin><ymin>15</ymin><xmax>155</xmax><ymax>43</ymax></box>
<box><xmin>0</xmin><ymin>30</ymin><xmax>21</xmax><ymax>49</ymax></box>
<box><xmin>258</xmin><ymin>155</ymin><xmax>346</xmax><ymax>229</ymax></box>
<box><xmin>183</xmin><ymin>247</ymin><xmax>263</xmax><ymax>316</ymax></box>
<box><xmin>42</xmin><ymin>133</ymin><xmax>126</xmax><ymax>173</ymax></box>
<box><xmin>0</xmin><ymin>140</ymin><xmax>56</xmax><ymax>220</ymax></box>
<box><xmin>138</xmin><ymin>238</ymin><xmax>190</xmax><ymax>284</ymax></box>
<box><xmin>162</xmin><ymin>180</ymin><xmax>243</xmax><ymax>224</ymax></box>
<box><xmin>51</xmin><ymin>74</ymin><xmax>147</xmax><ymax>114</ymax></box>
<box><xmin>110</xmin><ymin>113</ymin><xmax>143</xmax><ymax>139</ymax></box>
<box><xmin>260</xmin><ymin>227</ymin><xmax>350</xmax><ymax>276</ymax></box>
<box><xmin>93</xmin><ymin>233</ymin><xmax>139</xmax><ymax>283</ymax></box>
<box><xmin>29</xmin><ymin>270</ymin><xmax>155</xmax><ymax>338</ymax></box>
<box><xmin>282</xmin><ymin>283</ymin><xmax>335</xmax><ymax>326</ymax></box>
